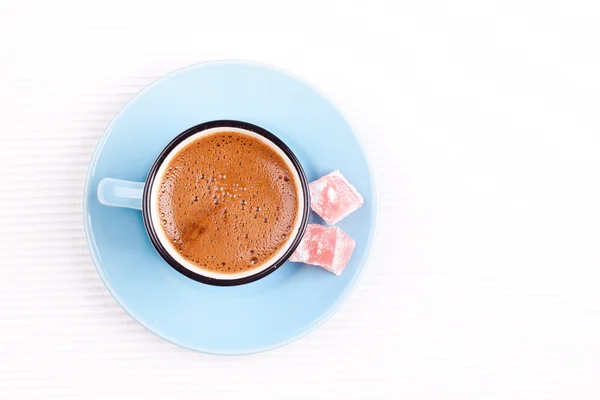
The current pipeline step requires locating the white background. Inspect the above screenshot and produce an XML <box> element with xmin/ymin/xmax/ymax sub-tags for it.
<box><xmin>1</xmin><ymin>1</ymin><xmax>599</xmax><ymax>398</ymax></box>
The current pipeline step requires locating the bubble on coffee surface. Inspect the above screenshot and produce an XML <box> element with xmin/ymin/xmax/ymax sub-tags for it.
<box><xmin>156</xmin><ymin>130</ymin><xmax>299</xmax><ymax>274</ymax></box>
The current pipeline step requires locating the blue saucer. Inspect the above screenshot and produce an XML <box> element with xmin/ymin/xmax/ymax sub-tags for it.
<box><xmin>84</xmin><ymin>60</ymin><xmax>377</xmax><ymax>354</ymax></box>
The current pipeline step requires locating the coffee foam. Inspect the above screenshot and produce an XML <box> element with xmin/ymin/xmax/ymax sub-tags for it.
<box><xmin>150</xmin><ymin>127</ymin><xmax>305</xmax><ymax>281</ymax></box>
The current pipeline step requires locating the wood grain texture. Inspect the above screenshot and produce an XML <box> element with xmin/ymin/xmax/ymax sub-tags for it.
<box><xmin>1</xmin><ymin>1</ymin><xmax>600</xmax><ymax>399</ymax></box>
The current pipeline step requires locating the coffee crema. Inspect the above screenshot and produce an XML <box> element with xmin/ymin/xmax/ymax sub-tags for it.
<box><xmin>156</xmin><ymin>131</ymin><xmax>299</xmax><ymax>274</ymax></box>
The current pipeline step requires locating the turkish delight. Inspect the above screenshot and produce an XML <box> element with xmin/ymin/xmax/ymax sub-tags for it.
<box><xmin>290</xmin><ymin>224</ymin><xmax>356</xmax><ymax>275</ymax></box>
<box><xmin>309</xmin><ymin>170</ymin><xmax>364</xmax><ymax>225</ymax></box>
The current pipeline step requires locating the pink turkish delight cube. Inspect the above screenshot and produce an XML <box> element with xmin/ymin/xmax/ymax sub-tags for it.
<box><xmin>309</xmin><ymin>170</ymin><xmax>364</xmax><ymax>225</ymax></box>
<box><xmin>290</xmin><ymin>224</ymin><xmax>356</xmax><ymax>275</ymax></box>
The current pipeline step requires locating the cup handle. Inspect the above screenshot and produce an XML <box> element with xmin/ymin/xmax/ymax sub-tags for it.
<box><xmin>97</xmin><ymin>178</ymin><xmax>145</xmax><ymax>210</ymax></box>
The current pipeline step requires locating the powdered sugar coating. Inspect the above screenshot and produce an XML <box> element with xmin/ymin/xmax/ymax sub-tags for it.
<box><xmin>289</xmin><ymin>224</ymin><xmax>356</xmax><ymax>275</ymax></box>
<box><xmin>309</xmin><ymin>170</ymin><xmax>364</xmax><ymax>225</ymax></box>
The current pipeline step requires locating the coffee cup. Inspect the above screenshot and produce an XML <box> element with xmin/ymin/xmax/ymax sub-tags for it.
<box><xmin>98</xmin><ymin>120</ymin><xmax>310</xmax><ymax>286</ymax></box>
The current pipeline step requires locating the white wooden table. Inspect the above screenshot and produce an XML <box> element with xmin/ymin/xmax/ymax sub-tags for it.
<box><xmin>1</xmin><ymin>1</ymin><xmax>600</xmax><ymax>398</ymax></box>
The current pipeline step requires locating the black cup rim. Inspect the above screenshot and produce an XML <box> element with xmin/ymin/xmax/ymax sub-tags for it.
<box><xmin>141</xmin><ymin>120</ymin><xmax>310</xmax><ymax>286</ymax></box>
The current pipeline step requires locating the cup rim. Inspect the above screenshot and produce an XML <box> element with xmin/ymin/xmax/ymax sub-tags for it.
<box><xmin>141</xmin><ymin>120</ymin><xmax>310</xmax><ymax>286</ymax></box>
